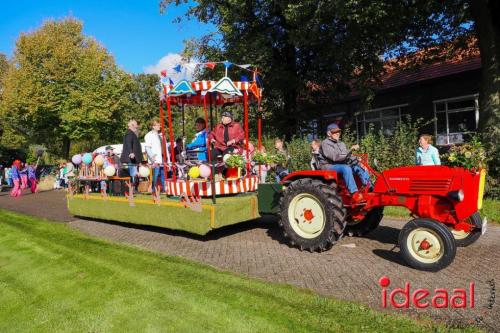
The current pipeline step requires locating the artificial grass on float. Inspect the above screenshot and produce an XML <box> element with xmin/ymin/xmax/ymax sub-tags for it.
<box><xmin>67</xmin><ymin>193</ymin><xmax>260</xmax><ymax>235</ymax></box>
<box><xmin>0</xmin><ymin>209</ymin><xmax>481</xmax><ymax>333</ymax></box>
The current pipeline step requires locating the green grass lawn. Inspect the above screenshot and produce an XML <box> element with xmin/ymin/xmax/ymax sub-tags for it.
<box><xmin>0</xmin><ymin>210</ymin><xmax>480</xmax><ymax>333</ymax></box>
<box><xmin>384</xmin><ymin>199</ymin><xmax>499</xmax><ymax>224</ymax></box>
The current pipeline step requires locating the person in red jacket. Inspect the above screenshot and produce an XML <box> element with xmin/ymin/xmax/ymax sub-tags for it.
<box><xmin>209</xmin><ymin>111</ymin><xmax>245</xmax><ymax>161</ymax></box>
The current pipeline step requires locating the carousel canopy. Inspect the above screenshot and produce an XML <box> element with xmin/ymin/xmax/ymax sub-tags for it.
<box><xmin>162</xmin><ymin>76</ymin><xmax>262</xmax><ymax>106</ymax></box>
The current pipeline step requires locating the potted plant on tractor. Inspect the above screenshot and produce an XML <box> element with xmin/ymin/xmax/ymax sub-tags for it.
<box><xmin>225</xmin><ymin>154</ymin><xmax>244</xmax><ymax>179</ymax></box>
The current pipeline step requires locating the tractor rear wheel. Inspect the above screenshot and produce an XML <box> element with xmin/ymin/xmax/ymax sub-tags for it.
<box><xmin>399</xmin><ymin>218</ymin><xmax>456</xmax><ymax>271</ymax></box>
<box><xmin>279</xmin><ymin>178</ymin><xmax>346</xmax><ymax>252</ymax></box>
<box><xmin>345</xmin><ymin>207</ymin><xmax>384</xmax><ymax>236</ymax></box>
<box><xmin>450</xmin><ymin>212</ymin><xmax>483</xmax><ymax>247</ymax></box>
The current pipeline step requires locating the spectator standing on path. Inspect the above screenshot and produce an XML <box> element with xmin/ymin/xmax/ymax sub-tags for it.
<box><xmin>5</xmin><ymin>167</ymin><xmax>13</xmax><ymax>187</ymax></box>
<box><xmin>27</xmin><ymin>163</ymin><xmax>37</xmax><ymax>193</ymax></box>
<box><xmin>120</xmin><ymin>119</ymin><xmax>143</xmax><ymax>182</ymax></box>
<box><xmin>416</xmin><ymin>134</ymin><xmax>441</xmax><ymax>166</ymax></box>
<box><xmin>10</xmin><ymin>160</ymin><xmax>22</xmax><ymax>197</ymax></box>
<box><xmin>144</xmin><ymin>119</ymin><xmax>165</xmax><ymax>192</ymax></box>
<box><xmin>20</xmin><ymin>162</ymin><xmax>28</xmax><ymax>189</ymax></box>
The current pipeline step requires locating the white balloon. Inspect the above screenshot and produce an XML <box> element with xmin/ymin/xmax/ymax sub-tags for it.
<box><xmin>138</xmin><ymin>166</ymin><xmax>150</xmax><ymax>178</ymax></box>
<box><xmin>223</xmin><ymin>154</ymin><xmax>231</xmax><ymax>162</ymax></box>
<box><xmin>104</xmin><ymin>165</ymin><xmax>116</xmax><ymax>177</ymax></box>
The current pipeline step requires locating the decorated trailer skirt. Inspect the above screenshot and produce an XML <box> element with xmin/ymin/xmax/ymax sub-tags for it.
<box><xmin>67</xmin><ymin>193</ymin><xmax>260</xmax><ymax>235</ymax></box>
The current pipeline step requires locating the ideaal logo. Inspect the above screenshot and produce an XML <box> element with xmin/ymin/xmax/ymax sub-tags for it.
<box><xmin>379</xmin><ymin>276</ymin><xmax>474</xmax><ymax>309</ymax></box>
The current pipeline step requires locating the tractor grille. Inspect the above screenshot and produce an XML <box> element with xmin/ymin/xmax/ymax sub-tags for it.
<box><xmin>409</xmin><ymin>179</ymin><xmax>451</xmax><ymax>192</ymax></box>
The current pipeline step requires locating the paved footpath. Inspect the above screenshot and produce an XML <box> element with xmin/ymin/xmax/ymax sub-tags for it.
<box><xmin>1</xmin><ymin>190</ymin><xmax>498</xmax><ymax>332</ymax></box>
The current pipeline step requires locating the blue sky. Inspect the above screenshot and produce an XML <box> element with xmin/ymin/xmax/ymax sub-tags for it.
<box><xmin>0</xmin><ymin>0</ymin><xmax>213</xmax><ymax>73</ymax></box>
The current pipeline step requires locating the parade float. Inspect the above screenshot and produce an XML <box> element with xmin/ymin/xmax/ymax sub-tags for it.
<box><xmin>68</xmin><ymin>62</ymin><xmax>266</xmax><ymax>235</ymax></box>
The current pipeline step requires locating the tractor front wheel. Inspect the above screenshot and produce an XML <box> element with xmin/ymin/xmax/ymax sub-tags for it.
<box><xmin>450</xmin><ymin>212</ymin><xmax>483</xmax><ymax>247</ymax></box>
<box><xmin>399</xmin><ymin>218</ymin><xmax>456</xmax><ymax>272</ymax></box>
<box><xmin>279</xmin><ymin>178</ymin><xmax>346</xmax><ymax>252</ymax></box>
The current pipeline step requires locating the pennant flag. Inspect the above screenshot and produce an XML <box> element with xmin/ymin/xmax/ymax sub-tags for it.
<box><xmin>223</xmin><ymin>60</ymin><xmax>232</xmax><ymax>69</ymax></box>
<box><xmin>173</xmin><ymin>64</ymin><xmax>182</xmax><ymax>73</ymax></box>
<box><xmin>169</xmin><ymin>78</ymin><xmax>174</xmax><ymax>85</ymax></box>
<box><xmin>205</xmin><ymin>62</ymin><xmax>216</xmax><ymax>69</ymax></box>
<box><xmin>240</xmin><ymin>75</ymin><xmax>249</xmax><ymax>82</ymax></box>
<box><xmin>168</xmin><ymin>79</ymin><xmax>196</xmax><ymax>96</ymax></box>
<box><xmin>160</xmin><ymin>69</ymin><xmax>167</xmax><ymax>77</ymax></box>
<box><xmin>208</xmin><ymin>76</ymin><xmax>242</xmax><ymax>96</ymax></box>
<box><xmin>249</xmin><ymin>81</ymin><xmax>261</xmax><ymax>99</ymax></box>
<box><xmin>239</xmin><ymin>64</ymin><xmax>251</xmax><ymax>69</ymax></box>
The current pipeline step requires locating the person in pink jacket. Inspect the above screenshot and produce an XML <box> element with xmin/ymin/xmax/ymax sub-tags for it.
<box><xmin>10</xmin><ymin>160</ymin><xmax>22</xmax><ymax>197</ymax></box>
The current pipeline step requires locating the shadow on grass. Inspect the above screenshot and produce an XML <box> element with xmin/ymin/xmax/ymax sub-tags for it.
<box><xmin>75</xmin><ymin>214</ymin><xmax>280</xmax><ymax>242</ymax></box>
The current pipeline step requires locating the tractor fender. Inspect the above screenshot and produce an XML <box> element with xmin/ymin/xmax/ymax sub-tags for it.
<box><xmin>281</xmin><ymin>170</ymin><xmax>338</xmax><ymax>185</ymax></box>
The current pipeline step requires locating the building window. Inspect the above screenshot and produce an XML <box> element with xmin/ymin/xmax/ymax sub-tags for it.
<box><xmin>357</xmin><ymin>104</ymin><xmax>406</xmax><ymax>137</ymax></box>
<box><xmin>434</xmin><ymin>94</ymin><xmax>479</xmax><ymax>146</ymax></box>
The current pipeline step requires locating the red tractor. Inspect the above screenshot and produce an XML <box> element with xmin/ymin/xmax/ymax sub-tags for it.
<box><xmin>274</xmin><ymin>157</ymin><xmax>487</xmax><ymax>271</ymax></box>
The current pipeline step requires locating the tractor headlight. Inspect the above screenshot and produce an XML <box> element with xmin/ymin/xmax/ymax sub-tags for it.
<box><xmin>448</xmin><ymin>190</ymin><xmax>464</xmax><ymax>202</ymax></box>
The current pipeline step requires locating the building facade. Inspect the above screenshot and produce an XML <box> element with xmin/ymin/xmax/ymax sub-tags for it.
<box><xmin>322</xmin><ymin>54</ymin><xmax>481</xmax><ymax>146</ymax></box>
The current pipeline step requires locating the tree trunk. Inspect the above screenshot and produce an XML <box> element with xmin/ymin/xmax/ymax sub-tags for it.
<box><xmin>470</xmin><ymin>0</ymin><xmax>500</xmax><ymax>169</ymax></box>
<box><xmin>62</xmin><ymin>136</ymin><xmax>70</xmax><ymax>159</ymax></box>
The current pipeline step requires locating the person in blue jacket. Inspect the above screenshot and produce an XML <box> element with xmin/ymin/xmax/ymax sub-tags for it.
<box><xmin>416</xmin><ymin>134</ymin><xmax>441</xmax><ymax>166</ymax></box>
<box><xmin>186</xmin><ymin>118</ymin><xmax>209</xmax><ymax>161</ymax></box>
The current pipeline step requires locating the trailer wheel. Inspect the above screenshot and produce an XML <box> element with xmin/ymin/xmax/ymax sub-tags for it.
<box><xmin>279</xmin><ymin>178</ymin><xmax>346</xmax><ymax>252</ymax></box>
<box><xmin>345</xmin><ymin>207</ymin><xmax>384</xmax><ymax>237</ymax></box>
<box><xmin>450</xmin><ymin>212</ymin><xmax>482</xmax><ymax>247</ymax></box>
<box><xmin>399</xmin><ymin>218</ymin><xmax>456</xmax><ymax>272</ymax></box>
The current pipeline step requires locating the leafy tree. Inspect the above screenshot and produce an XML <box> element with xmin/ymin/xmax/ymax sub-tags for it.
<box><xmin>161</xmin><ymin>0</ymin><xmax>498</xmax><ymax>175</ymax></box>
<box><xmin>0</xmin><ymin>53</ymin><xmax>8</xmax><ymax>91</ymax></box>
<box><xmin>0</xmin><ymin>18</ymin><xmax>132</xmax><ymax>158</ymax></box>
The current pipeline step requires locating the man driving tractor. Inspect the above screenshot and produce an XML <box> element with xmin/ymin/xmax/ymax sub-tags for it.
<box><xmin>318</xmin><ymin>123</ymin><xmax>371</xmax><ymax>202</ymax></box>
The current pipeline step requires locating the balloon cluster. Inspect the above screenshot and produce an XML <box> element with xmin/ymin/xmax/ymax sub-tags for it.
<box><xmin>72</xmin><ymin>152</ymin><xmax>117</xmax><ymax>176</ymax></box>
<box><xmin>188</xmin><ymin>164</ymin><xmax>211</xmax><ymax>179</ymax></box>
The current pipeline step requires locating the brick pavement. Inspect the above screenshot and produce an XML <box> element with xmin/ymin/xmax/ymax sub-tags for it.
<box><xmin>0</xmin><ymin>190</ymin><xmax>498</xmax><ymax>331</ymax></box>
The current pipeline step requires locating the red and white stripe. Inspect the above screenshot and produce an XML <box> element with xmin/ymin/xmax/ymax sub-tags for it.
<box><xmin>234</xmin><ymin>81</ymin><xmax>249</xmax><ymax>90</ymax></box>
<box><xmin>165</xmin><ymin>176</ymin><xmax>259</xmax><ymax>197</ymax></box>
<box><xmin>192</xmin><ymin>80</ymin><xmax>216</xmax><ymax>91</ymax></box>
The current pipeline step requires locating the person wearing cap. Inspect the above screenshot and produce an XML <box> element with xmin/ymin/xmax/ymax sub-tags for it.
<box><xmin>105</xmin><ymin>145</ymin><xmax>121</xmax><ymax>168</ymax></box>
<box><xmin>208</xmin><ymin>110</ymin><xmax>245</xmax><ymax>160</ymax></box>
<box><xmin>319</xmin><ymin>123</ymin><xmax>370</xmax><ymax>201</ymax></box>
